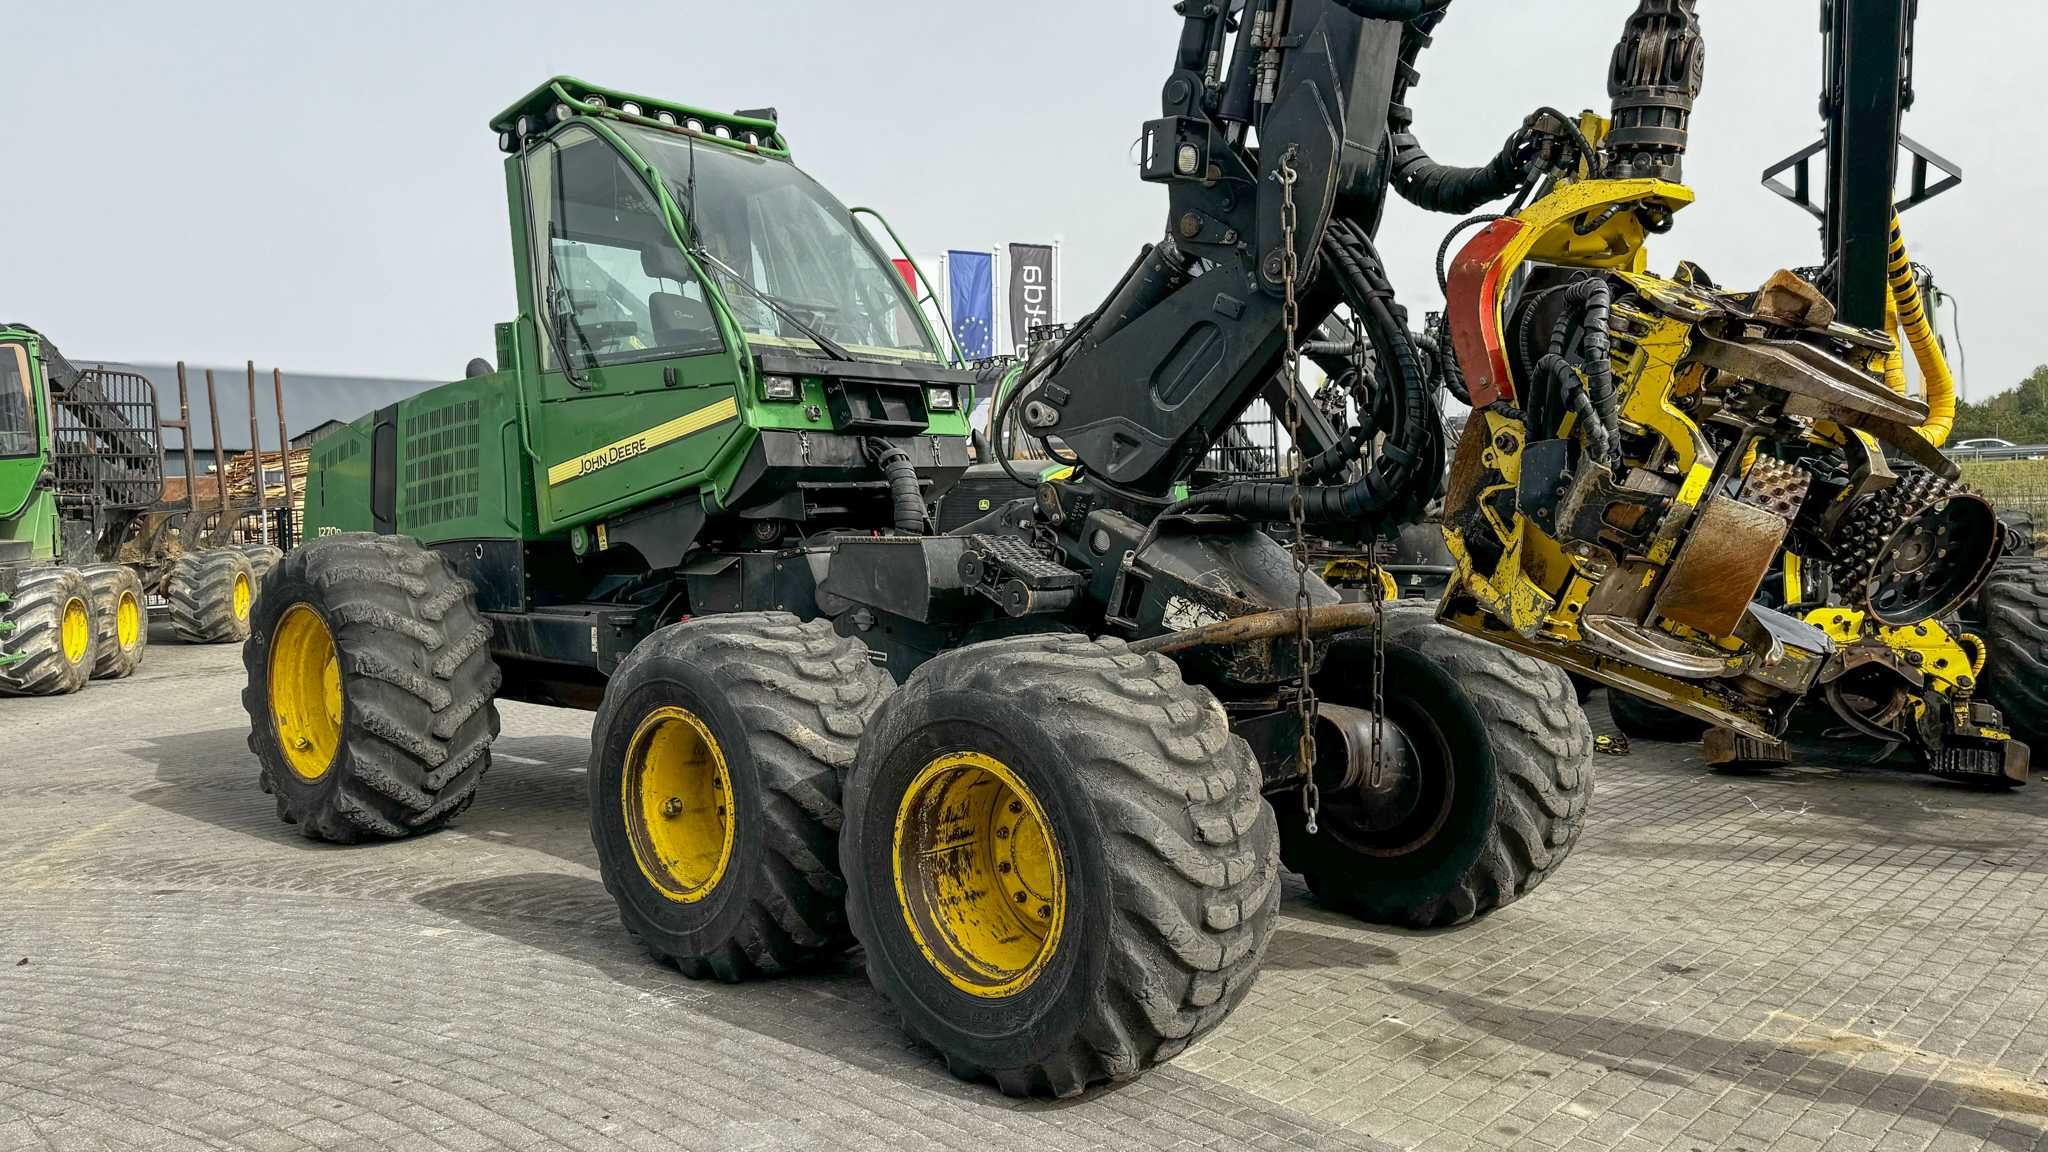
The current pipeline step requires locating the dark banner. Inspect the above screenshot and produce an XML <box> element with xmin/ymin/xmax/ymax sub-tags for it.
<box><xmin>1007</xmin><ymin>243</ymin><xmax>1056</xmax><ymax>348</ymax></box>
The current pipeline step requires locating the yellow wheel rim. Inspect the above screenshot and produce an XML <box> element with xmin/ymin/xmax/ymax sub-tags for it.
<box><xmin>116</xmin><ymin>591</ymin><xmax>141</xmax><ymax>650</ymax></box>
<box><xmin>232</xmin><ymin>572</ymin><xmax>253</xmax><ymax>622</ymax></box>
<box><xmin>269</xmin><ymin>604</ymin><xmax>343</xmax><ymax>782</ymax></box>
<box><xmin>893</xmin><ymin>751</ymin><xmax>1065</xmax><ymax>998</ymax></box>
<box><xmin>623</xmin><ymin>706</ymin><xmax>735</xmax><ymax>903</ymax></box>
<box><xmin>60</xmin><ymin>596</ymin><xmax>90</xmax><ymax>665</ymax></box>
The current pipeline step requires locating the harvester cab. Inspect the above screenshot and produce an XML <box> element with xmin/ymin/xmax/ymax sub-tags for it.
<box><xmin>295</xmin><ymin>79</ymin><xmax>975</xmax><ymax>667</ymax></box>
<box><xmin>500</xmin><ymin>81</ymin><xmax>972</xmax><ymax>535</ymax></box>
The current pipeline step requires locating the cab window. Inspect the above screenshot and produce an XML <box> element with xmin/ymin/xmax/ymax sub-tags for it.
<box><xmin>0</xmin><ymin>345</ymin><xmax>36</xmax><ymax>457</ymax></box>
<box><xmin>526</xmin><ymin>126</ymin><xmax>722</xmax><ymax>371</ymax></box>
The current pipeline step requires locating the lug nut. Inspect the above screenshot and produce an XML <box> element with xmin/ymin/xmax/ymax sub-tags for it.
<box><xmin>998</xmin><ymin>861</ymin><xmax>1012</xmax><ymax>874</ymax></box>
<box><xmin>1008</xmin><ymin>800</ymin><xmax>1023</xmax><ymax>814</ymax></box>
<box><xmin>662</xmin><ymin>797</ymin><xmax>683</xmax><ymax>819</ymax></box>
<box><xmin>1039</xmin><ymin>905</ymin><xmax>1052</xmax><ymax>919</ymax></box>
<box><xmin>1015</xmin><ymin>892</ymin><xmax>1029</xmax><ymax>904</ymax></box>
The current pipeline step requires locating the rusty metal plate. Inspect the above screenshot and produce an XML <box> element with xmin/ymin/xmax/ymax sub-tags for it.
<box><xmin>1651</xmin><ymin>494</ymin><xmax>1788</xmax><ymax>638</ymax></box>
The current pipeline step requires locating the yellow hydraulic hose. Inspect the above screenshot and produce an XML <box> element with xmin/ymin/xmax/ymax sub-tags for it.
<box><xmin>1959</xmin><ymin>631</ymin><xmax>1988</xmax><ymax>679</ymax></box>
<box><xmin>1880</xmin><ymin>291</ymin><xmax>1909</xmax><ymax>396</ymax></box>
<box><xmin>1885</xmin><ymin>216</ymin><xmax>1956</xmax><ymax>446</ymax></box>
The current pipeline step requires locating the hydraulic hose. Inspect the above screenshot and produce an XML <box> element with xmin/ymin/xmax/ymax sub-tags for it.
<box><xmin>1557</xmin><ymin>278</ymin><xmax>1616</xmax><ymax>458</ymax></box>
<box><xmin>1384</xmin><ymin>8</ymin><xmax>1557</xmax><ymax>217</ymax></box>
<box><xmin>1417</xmin><ymin>323</ymin><xmax>1470</xmax><ymax>406</ymax></box>
<box><xmin>1390</xmin><ymin>129</ymin><xmax>1535</xmax><ymax>216</ymax></box>
<box><xmin>1886</xmin><ymin>217</ymin><xmax>1956</xmax><ymax>447</ymax></box>
<box><xmin>1178</xmin><ymin>219</ymin><xmax>1435</xmax><ymax>526</ymax></box>
<box><xmin>1880</xmin><ymin>291</ymin><xmax>1909</xmax><ymax>397</ymax></box>
<box><xmin>865</xmin><ymin>438</ymin><xmax>928</xmax><ymax>533</ymax></box>
<box><xmin>1959</xmin><ymin>631</ymin><xmax>1988</xmax><ymax>680</ymax></box>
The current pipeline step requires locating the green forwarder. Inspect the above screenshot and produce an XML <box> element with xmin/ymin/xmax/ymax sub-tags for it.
<box><xmin>1</xmin><ymin>326</ymin><xmax>267</xmax><ymax>694</ymax></box>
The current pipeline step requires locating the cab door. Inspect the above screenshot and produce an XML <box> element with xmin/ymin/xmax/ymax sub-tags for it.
<box><xmin>521</xmin><ymin>126</ymin><xmax>743</xmax><ymax>531</ymax></box>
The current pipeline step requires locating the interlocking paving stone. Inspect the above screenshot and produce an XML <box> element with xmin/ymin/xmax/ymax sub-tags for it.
<box><xmin>4</xmin><ymin>636</ymin><xmax>2048</xmax><ymax>1150</ymax></box>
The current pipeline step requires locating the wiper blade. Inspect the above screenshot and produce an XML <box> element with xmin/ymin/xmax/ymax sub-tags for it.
<box><xmin>544</xmin><ymin>250</ymin><xmax>597</xmax><ymax>388</ymax></box>
<box><xmin>695</xmin><ymin>248</ymin><xmax>855</xmax><ymax>362</ymax></box>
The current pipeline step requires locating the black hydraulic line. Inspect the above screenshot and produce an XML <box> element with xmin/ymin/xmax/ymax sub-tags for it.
<box><xmin>1175</xmin><ymin>220</ymin><xmax>1434</xmax><ymax>526</ymax></box>
<box><xmin>1385</xmin><ymin>8</ymin><xmax>1542</xmax><ymax>216</ymax></box>
<box><xmin>1435</xmin><ymin>213</ymin><xmax>1507</xmax><ymax>294</ymax></box>
<box><xmin>866</xmin><ymin>438</ymin><xmax>929</xmax><ymax>534</ymax></box>
<box><xmin>1417</xmin><ymin>323</ymin><xmax>1469</xmax><ymax>407</ymax></box>
<box><xmin>1390</xmin><ymin>126</ymin><xmax>1534</xmax><ymax>216</ymax></box>
<box><xmin>1544</xmin><ymin>278</ymin><xmax>1615</xmax><ymax>446</ymax></box>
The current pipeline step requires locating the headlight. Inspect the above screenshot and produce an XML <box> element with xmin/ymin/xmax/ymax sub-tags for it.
<box><xmin>927</xmin><ymin>386</ymin><xmax>957</xmax><ymax>412</ymax></box>
<box><xmin>761</xmin><ymin>375</ymin><xmax>799</xmax><ymax>401</ymax></box>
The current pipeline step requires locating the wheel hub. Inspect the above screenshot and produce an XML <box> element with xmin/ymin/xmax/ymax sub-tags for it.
<box><xmin>623</xmin><ymin>706</ymin><xmax>733</xmax><ymax>903</ymax></box>
<box><xmin>269</xmin><ymin>604</ymin><xmax>344</xmax><ymax>781</ymax></box>
<box><xmin>233</xmin><ymin>573</ymin><xmax>253</xmax><ymax>623</ymax></box>
<box><xmin>1309</xmin><ymin>709</ymin><xmax>1449</xmax><ymax>857</ymax></box>
<box><xmin>893</xmin><ymin>752</ymin><xmax>1064</xmax><ymax>997</ymax></box>
<box><xmin>60</xmin><ymin>596</ymin><xmax>90</xmax><ymax>665</ymax></box>
<box><xmin>116</xmin><ymin>591</ymin><xmax>141</xmax><ymax>650</ymax></box>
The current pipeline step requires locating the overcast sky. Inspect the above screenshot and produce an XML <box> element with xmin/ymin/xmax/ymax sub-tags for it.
<box><xmin>5</xmin><ymin>1</ymin><xmax>2039</xmax><ymax>400</ymax></box>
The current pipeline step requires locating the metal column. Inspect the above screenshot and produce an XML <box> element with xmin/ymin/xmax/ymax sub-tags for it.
<box><xmin>1822</xmin><ymin>0</ymin><xmax>1909</xmax><ymax>328</ymax></box>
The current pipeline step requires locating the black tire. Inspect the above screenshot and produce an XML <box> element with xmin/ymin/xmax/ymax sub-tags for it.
<box><xmin>589</xmin><ymin>613</ymin><xmax>889</xmax><ymax>980</ymax></box>
<box><xmin>238</xmin><ymin>543</ymin><xmax>285</xmax><ymax>583</ymax></box>
<box><xmin>78</xmin><ymin>563</ymin><xmax>148</xmax><ymax>680</ymax></box>
<box><xmin>1606</xmin><ymin>688</ymin><xmax>1713</xmax><ymax>742</ymax></box>
<box><xmin>168</xmin><ymin>548</ymin><xmax>256</xmax><ymax>643</ymax></box>
<box><xmin>0</xmin><ymin>567</ymin><xmax>96</xmax><ymax>697</ymax></box>
<box><xmin>242</xmin><ymin>533</ymin><xmax>501</xmax><ymax>843</ymax></box>
<box><xmin>1998</xmin><ymin>510</ymin><xmax>2038</xmax><ymax>558</ymax></box>
<box><xmin>1280</xmin><ymin>604</ymin><xmax>1594</xmax><ymax>928</ymax></box>
<box><xmin>843</xmin><ymin>634</ymin><xmax>1280</xmax><ymax>1098</ymax></box>
<box><xmin>1980</xmin><ymin>557</ymin><xmax>2048</xmax><ymax>744</ymax></box>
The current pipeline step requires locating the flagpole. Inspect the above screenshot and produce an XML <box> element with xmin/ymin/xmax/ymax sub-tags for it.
<box><xmin>983</xmin><ymin>247</ymin><xmax>999</xmax><ymax>358</ymax></box>
<box><xmin>1052</xmin><ymin>236</ymin><xmax>1063</xmax><ymax>325</ymax></box>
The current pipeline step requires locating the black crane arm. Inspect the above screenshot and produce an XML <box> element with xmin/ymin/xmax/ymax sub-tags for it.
<box><xmin>1002</xmin><ymin>1</ymin><xmax>1690</xmax><ymax>533</ymax></box>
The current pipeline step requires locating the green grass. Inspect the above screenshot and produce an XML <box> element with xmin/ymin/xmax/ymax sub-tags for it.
<box><xmin>1960</xmin><ymin>457</ymin><xmax>2048</xmax><ymax>532</ymax></box>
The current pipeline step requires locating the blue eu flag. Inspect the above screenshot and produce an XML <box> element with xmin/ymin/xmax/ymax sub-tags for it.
<box><xmin>948</xmin><ymin>250</ymin><xmax>995</xmax><ymax>359</ymax></box>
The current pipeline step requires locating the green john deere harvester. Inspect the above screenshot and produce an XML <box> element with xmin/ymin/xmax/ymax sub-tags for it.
<box><xmin>236</xmin><ymin>61</ymin><xmax>1620</xmax><ymax>1097</ymax></box>
<box><xmin>0</xmin><ymin>325</ymin><xmax>271</xmax><ymax>695</ymax></box>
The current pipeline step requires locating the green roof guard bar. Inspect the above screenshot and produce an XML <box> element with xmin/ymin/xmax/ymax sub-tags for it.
<box><xmin>492</xmin><ymin>76</ymin><xmax>789</xmax><ymax>159</ymax></box>
<box><xmin>850</xmin><ymin>207</ymin><xmax>966</xmax><ymax>368</ymax></box>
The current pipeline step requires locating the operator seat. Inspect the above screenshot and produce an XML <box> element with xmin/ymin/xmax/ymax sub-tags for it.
<box><xmin>649</xmin><ymin>292</ymin><xmax>713</xmax><ymax>349</ymax></box>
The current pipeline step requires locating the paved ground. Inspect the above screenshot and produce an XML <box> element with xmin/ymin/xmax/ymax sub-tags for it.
<box><xmin>6</xmin><ymin>634</ymin><xmax>2048</xmax><ymax>1152</ymax></box>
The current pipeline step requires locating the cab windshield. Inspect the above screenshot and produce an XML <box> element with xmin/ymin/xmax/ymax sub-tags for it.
<box><xmin>615</xmin><ymin>124</ymin><xmax>940</xmax><ymax>362</ymax></box>
<box><xmin>0</xmin><ymin>344</ymin><xmax>36</xmax><ymax>457</ymax></box>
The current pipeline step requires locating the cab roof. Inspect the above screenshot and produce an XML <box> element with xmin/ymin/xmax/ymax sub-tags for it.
<box><xmin>492</xmin><ymin>76</ymin><xmax>788</xmax><ymax>159</ymax></box>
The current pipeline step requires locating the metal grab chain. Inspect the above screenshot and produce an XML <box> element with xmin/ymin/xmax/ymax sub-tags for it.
<box><xmin>1354</xmin><ymin>307</ymin><xmax>1389</xmax><ymax>794</ymax></box>
<box><xmin>1278</xmin><ymin>150</ymin><xmax>1321</xmax><ymax>834</ymax></box>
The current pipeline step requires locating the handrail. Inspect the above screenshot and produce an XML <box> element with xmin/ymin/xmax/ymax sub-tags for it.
<box><xmin>849</xmin><ymin>206</ymin><xmax>965</xmax><ymax>368</ymax></box>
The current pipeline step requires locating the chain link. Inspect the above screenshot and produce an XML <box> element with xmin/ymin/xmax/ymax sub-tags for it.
<box><xmin>1278</xmin><ymin>149</ymin><xmax>1321</xmax><ymax>835</ymax></box>
<box><xmin>1358</xmin><ymin>306</ymin><xmax>1388</xmax><ymax>791</ymax></box>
